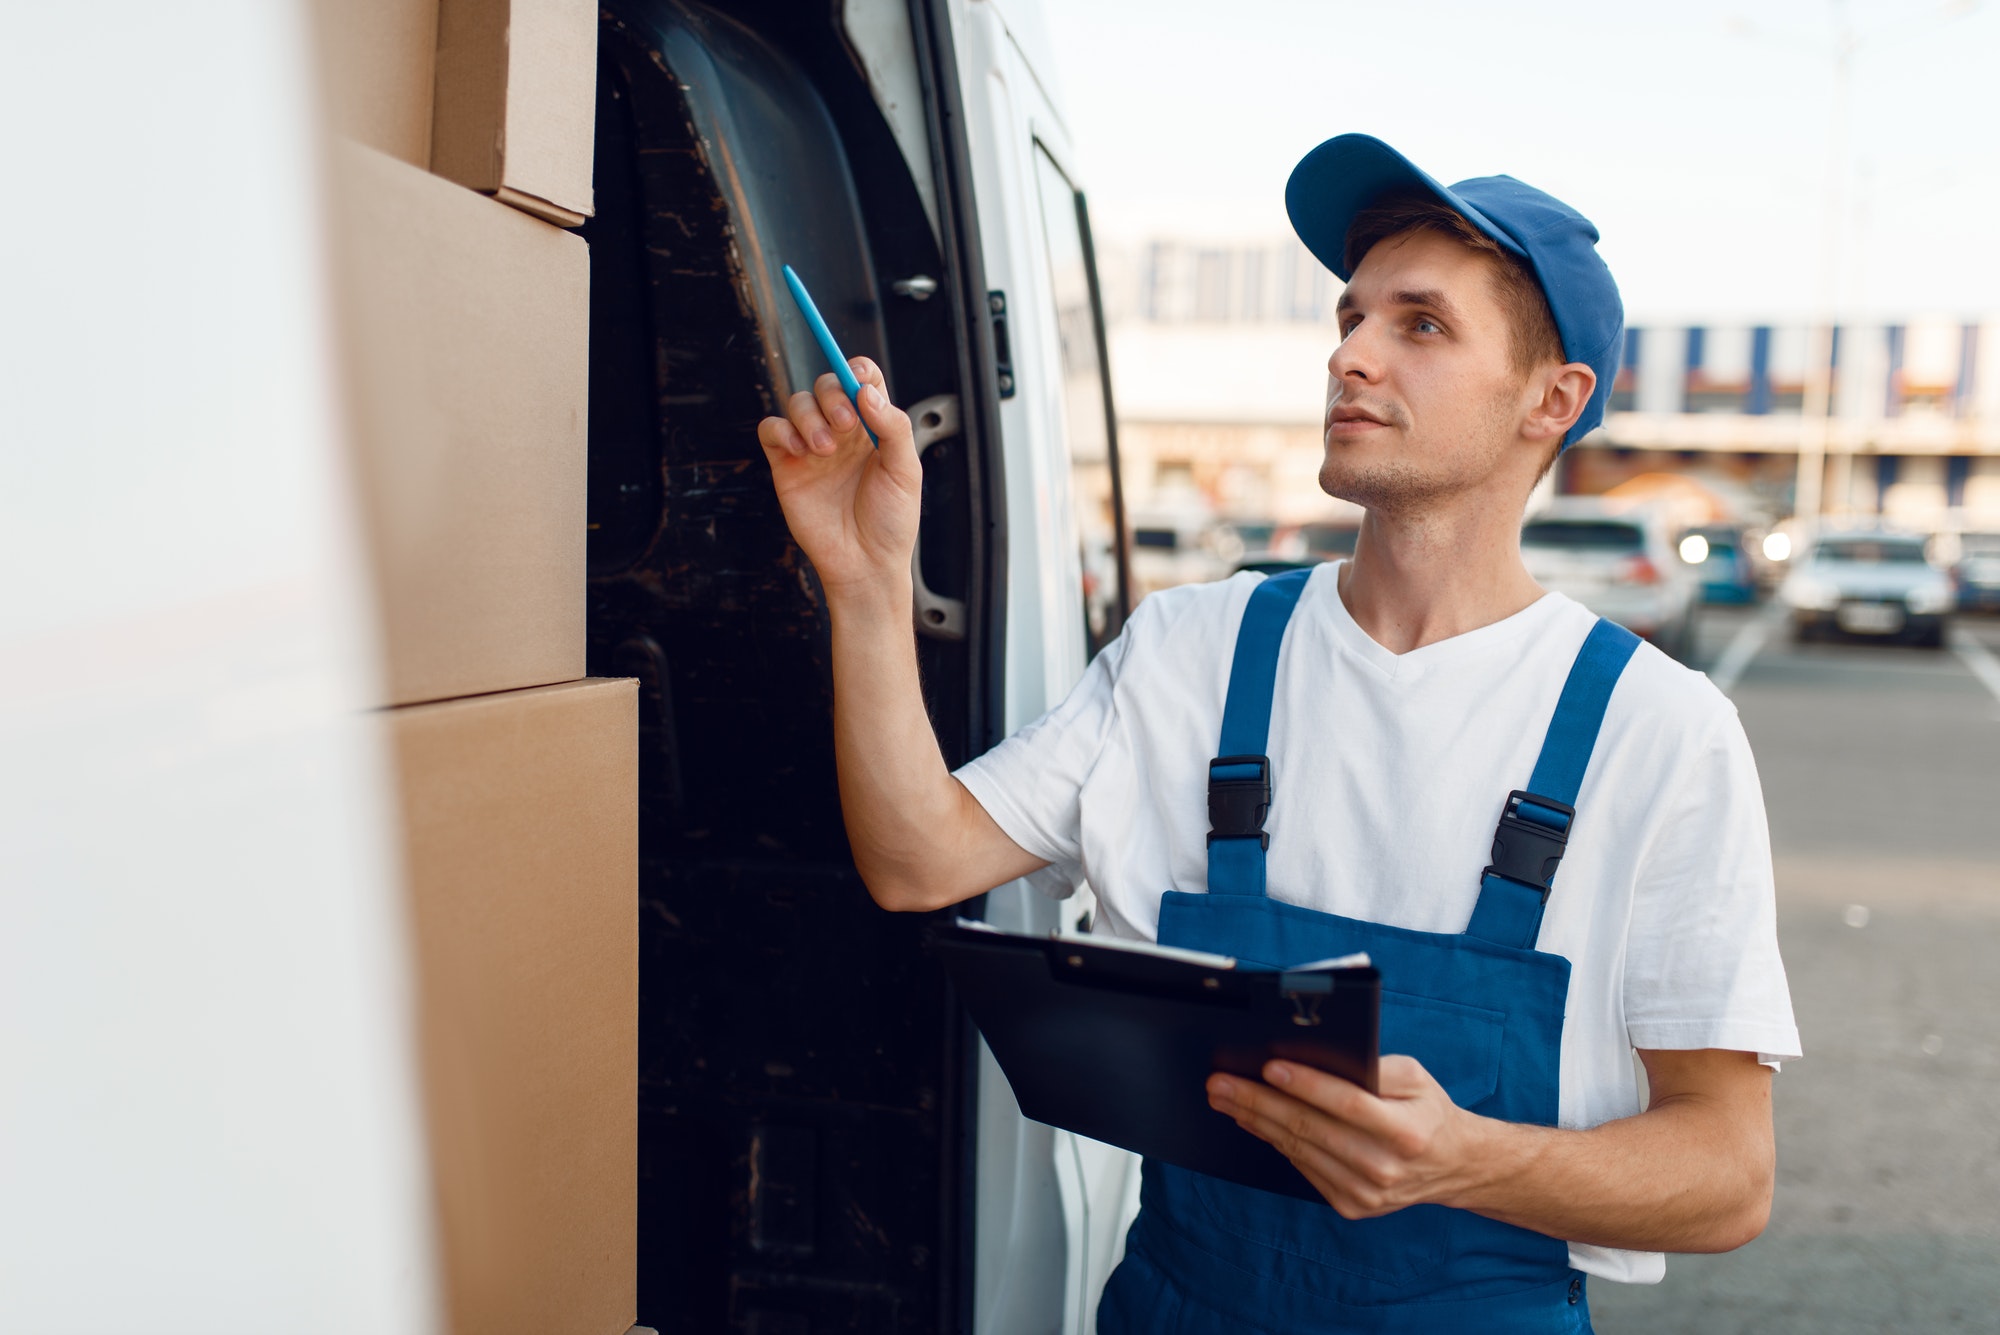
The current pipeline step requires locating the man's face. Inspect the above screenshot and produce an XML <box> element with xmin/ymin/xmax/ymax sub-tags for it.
<box><xmin>1320</xmin><ymin>229</ymin><xmax>1540</xmax><ymax>515</ymax></box>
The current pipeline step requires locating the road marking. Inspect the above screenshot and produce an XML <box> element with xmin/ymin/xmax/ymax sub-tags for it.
<box><xmin>1948</xmin><ymin>626</ymin><xmax>2000</xmax><ymax>710</ymax></box>
<box><xmin>1707</xmin><ymin>606</ymin><xmax>1783</xmax><ymax>695</ymax></box>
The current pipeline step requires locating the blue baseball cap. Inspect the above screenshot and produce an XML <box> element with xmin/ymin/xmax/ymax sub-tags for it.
<box><xmin>1286</xmin><ymin>134</ymin><xmax>1623</xmax><ymax>448</ymax></box>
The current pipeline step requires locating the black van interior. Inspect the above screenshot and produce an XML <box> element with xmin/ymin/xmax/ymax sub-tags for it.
<box><xmin>581</xmin><ymin>1</ymin><xmax>1004</xmax><ymax>1329</ymax></box>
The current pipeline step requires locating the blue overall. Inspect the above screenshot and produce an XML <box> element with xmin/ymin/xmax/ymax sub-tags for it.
<box><xmin>1098</xmin><ymin>569</ymin><xmax>1639</xmax><ymax>1334</ymax></box>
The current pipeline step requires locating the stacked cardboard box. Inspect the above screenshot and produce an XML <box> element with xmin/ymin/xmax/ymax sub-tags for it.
<box><xmin>316</xmin><ymin>5</ymin><xmax>633</xmax><ymax>1333</ymax></box>
<box><xmin>314</xmin><ymin>0</ymin><xmax>596</xmax><ymax>226</ymax></box>
<box><xmin>431</xmin><ymin>0</ymin><xmax>597</xmax><ymax>225</ymax></box>
<box><xmin>389</xmin><ymin>678</ymin><xmax>635</xmax><ymax>1335</ymax></box>
<box><xmin>329</xmin><ymin>138</ymin><xmax>588</xmax><ymax>708</ymax></box>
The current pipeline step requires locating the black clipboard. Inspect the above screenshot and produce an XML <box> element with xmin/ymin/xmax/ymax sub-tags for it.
<box><xmin>932</xmin><ymin>920</ymin><xmax>1380</xmax><ymax>1202</ymax></box>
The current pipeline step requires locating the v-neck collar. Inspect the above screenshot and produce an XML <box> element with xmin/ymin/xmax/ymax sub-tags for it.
<box><xmin>1304</xmin><ymin>561</ymin><xmax>1570</xmax><ymax>683</ymax></box>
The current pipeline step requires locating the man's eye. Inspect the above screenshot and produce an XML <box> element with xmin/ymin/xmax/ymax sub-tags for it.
<box><xmin>1413</xmin><ymin>318</ymin><xmax>1443</xmax><ymax>335</ymax></box>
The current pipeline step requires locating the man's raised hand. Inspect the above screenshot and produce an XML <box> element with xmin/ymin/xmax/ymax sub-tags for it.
<box><xmin>756</xmin><ymin>357</ymin><xmax>921</xmax><ymax>597</ymax></box>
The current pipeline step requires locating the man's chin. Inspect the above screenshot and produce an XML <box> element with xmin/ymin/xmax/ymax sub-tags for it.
<box><xmin>1317</xmin><ymin>465</ymin><xmax>1363</xmax><ymax>506</ymax></box>
<box><xmin>1317</xmin><ymin>441</ymin><xmax>1389</xmax><ymax>503</ymax></box>
<box><xmin>1318</xmin><ymin>454</ymin><xmax>1436</xmax><ymax>513</ymax></box>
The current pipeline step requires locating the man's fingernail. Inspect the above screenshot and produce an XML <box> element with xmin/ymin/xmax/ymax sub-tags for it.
<box><xmin>862</xmin><ymin>384</ymin><xmax>883</xmax><ymax>408</ymax></box>
<box><xmin>1265</xmin><ymin>1063</ymin><xmax>1292</xmax><ymax>1086</ymax></box>
<box><xmin>1210</xmin><ymin>1076</ymin><xmax>1233</xmax><ymax>1099</ymax></box>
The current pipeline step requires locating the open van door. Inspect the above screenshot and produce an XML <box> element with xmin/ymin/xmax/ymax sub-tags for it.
<box><xmin>945</xmin><ymin>4</ymin><xmax>1144</xmax><ymax>1331</ymax></box>
<box><xmin>583</xmin><ymin>2</ymin><xmax>1134</xmax><ymax>1328</ymax></box>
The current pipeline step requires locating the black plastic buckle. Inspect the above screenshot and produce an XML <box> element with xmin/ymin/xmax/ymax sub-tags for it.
<box><xmin>1483</xmin><ymin>789</ymin><xmax>1575</xmax><ymax>895</ymax></box>
<box><xmin>1206</xmin><ymin>754</ymin><xmax>1271</xmax><ymax>848</ymax></box>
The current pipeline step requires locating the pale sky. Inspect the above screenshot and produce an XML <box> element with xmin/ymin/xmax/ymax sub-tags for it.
<box><xmin>1039</xmin><ymin>0</ymin><xmax>2000</xmax><ymax>323</ymax></box>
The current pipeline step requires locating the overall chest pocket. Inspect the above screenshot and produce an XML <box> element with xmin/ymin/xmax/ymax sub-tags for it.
<box><xmin>1377</xmin><ymin>989</ymin><xmax>1506</xmax><ymax>1112</ymax></box>
<box><xmin>1187</xmin><ymin>990</ymin><xmax>1507</xmax><ymax>1288</ymax></box>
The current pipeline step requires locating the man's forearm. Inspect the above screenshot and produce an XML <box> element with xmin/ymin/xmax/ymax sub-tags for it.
<box><xmin>826</xmin><ymin>575</ymin><xmax>1043</xmax><ymax>910</ymax></box>
<box><xmin>1212</xmin><ymin>1048</ymin><xmax>1774</xmax><ymax>1255</ymax></box>
<box><xmin>1446</xmin><ymin>1079</ymin><xmax>1774</xmax><ymax>1253</ymax></box>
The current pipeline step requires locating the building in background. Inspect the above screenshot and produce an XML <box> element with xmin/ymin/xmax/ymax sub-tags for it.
<box><xmin>1098</xmin><ymin>235</ymin><xmax>2000</xmax><ymax>545</ymax></box>
<box><xmin>1596</xmin><ymin>318</ymin><xmax>2000</xmax><ymax>531</ymax></box>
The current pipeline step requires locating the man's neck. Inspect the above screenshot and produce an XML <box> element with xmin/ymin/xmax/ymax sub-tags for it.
<box><xmin>1336</xmin><ymin>502</ymin><xmax>1545</xmax><ymax>656</ymax></box>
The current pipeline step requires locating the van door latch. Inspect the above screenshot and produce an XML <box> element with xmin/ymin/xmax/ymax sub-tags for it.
<box><xmin>907</xmin><ymin>393</ymin><xmax>967</xmax><ymax>641</ymax></box>
<box><xmin>988</xmin><ymin>291</ymin><xmax>1016</xmax><ymax>398</ymax></box>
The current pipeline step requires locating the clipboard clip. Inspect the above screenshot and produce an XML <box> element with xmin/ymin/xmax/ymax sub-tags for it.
<box><xmin>1279</xmin><ymin>971</ymin><xmax>1332</xmax><ymax>1027</ymax></box>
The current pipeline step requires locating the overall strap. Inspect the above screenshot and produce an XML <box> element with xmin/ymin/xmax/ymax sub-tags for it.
<box><xmin>1206</xmin><ymin>569</ymin><xmax>1312</xmax><ymax>897</ymax></box>
<box><xmin>1465</xmin><ymin>618</ymin><xmax>1642</xmax><ymax>949</ymax></box>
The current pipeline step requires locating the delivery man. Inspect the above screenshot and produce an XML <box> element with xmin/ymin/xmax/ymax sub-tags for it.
<box><xmin>757</xmin><ymin>133</ymin><xmax>1799</xmax><ymax>1332</ymax></box>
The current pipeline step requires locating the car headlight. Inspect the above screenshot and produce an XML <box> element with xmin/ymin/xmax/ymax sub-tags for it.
<box><xmin>1907</xmin><ymin>584</ymin><xmax>1954</xmax><ymax>615</ymax></box>
<box><xmin>1782</xmin><ymin>575</ymin><xmax>1840</xmax><ymax>611</ymax></box>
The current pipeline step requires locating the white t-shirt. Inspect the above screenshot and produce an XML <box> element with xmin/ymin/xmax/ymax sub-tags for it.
<box><xmin>954</xmin><ymin>562</ymin><xmax>1801</xmax><ymax>1285</ymax></box>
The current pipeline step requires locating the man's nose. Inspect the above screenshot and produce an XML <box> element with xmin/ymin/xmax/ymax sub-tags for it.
<box><xmin>1327</xmin><ymin>324</ymin><xmax>1378</xmax><ymax>383</ymax></box>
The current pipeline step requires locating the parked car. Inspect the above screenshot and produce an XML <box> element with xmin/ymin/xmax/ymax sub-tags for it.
<box><xmin>1780</xmin><ymin>532</ymin><xmax>1955</xmax><ymax>647</ymax></box>
<box><xmin>1271</xmin><ymin>519</ymin><xmax>1362</xmax><ymax>562</ymax></box>
<box><xmin>1128</xmin><ymin>509</ymin><xmax>1242</xmax><ymax>595</ymax></box>
<box><xmin>1520</xmin><ymin>500</ymin><xmax>1701</xmax><ymax>660</ymax></box>
<box><xmin>1234</xmin><ymin>518</ymin><xmax>1362</xmax><ymax>577</ymax></box>
<box><xmin>1952</xmin><ymin>532</ymin><xmax>2000</xmax><ymax>614</ymax></box>
<box><xmin>1233</xmin><ymin>553</ymin><xmax>1319</xmax><ymax>576</ymax></box>
<box><xmin>1226</xmin><ymin>518</ymin><xmax>1280</xmax><ymax>553</ymax></box>
<box><xmin>1677</xmin><ymin>524</ymin><xmax>1760</xmax><ymax>604</ymax></box>
<box><xmin>1755</xmin><ymin>521</ymin><xmax>1803</xmax><ymax>591</ymax></box>
<box><xmin>1224</xmin><ymin>519</ymin><xmax>1368</xmax><ymax>575</ymax></box>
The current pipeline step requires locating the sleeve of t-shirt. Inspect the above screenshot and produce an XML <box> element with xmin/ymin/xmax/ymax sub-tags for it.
<box><xmin>951</xmin><ymin>609</ymin><xmax>1141</xmax><ymax>886</ymax></box>
<box><xmin>1622</xmin><ymin>706</ymin><xmax>1803</xmax><ymax>1065</ymax></box>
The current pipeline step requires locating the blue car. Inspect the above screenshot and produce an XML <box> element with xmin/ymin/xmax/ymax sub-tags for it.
<box><xmin>1680</xmin><ymin>525</ymin><xmax>1759</xmax><ymax>604</ymax></box>
<box><xmin>1954</xmin><ymin>533</ymin><xmax>2000</xmax><ymax>614</ymax></box>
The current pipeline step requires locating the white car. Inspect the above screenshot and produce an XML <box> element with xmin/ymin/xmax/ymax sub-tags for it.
<box><xmin>1781</xmin><ymin>532</ymin><xmax>1955</xmax><ymax>647</ymax></box>
<box><xmin>1521</xmin><ymin>500</ymin><xmax>1702</xmax><ymax>660</ymax></box>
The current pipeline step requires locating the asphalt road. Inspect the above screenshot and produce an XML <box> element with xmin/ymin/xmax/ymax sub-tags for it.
<box><xmin>1592</xmin><ymin>604</ymin><xmax>2000</xmax><ymax>1334</ymax></box>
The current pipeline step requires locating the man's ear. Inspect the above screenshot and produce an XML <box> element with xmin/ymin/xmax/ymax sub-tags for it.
<box><xmin>1523</xmin><ymin>363</ymin><xmax>1596</xmax><ymax>444</ymax></box>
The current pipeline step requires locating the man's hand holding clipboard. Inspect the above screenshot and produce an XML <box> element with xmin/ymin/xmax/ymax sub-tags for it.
<box><xmin>934</xmin><ymin>920</ymin><xmax>1382</xmax><ymax>1203</ymax></box>
<box><xmin>1206</xmin><ymin>1052</ymin><xmax>1486</xmax><ymax>1222</ymax></box>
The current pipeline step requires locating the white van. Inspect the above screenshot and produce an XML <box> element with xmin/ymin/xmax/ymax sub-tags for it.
<box><xmin>583</xmin><ymin>2</ymin><xmax>1139</xmax><ymax>1329</ymax></box>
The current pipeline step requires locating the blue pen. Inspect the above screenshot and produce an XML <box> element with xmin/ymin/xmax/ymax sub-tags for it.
<box><xmin>782</xmin><ymin>263</ymin><xmax>878</xmax><ymax>447</ymax></box>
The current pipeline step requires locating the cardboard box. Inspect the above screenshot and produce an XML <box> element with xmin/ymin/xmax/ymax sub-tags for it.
<box><xmin>431</xmin><ymin>0</ymin><xmax>597</xmax><ymax>226</ymax></box>
<box><xmin>330</xmin><ymin>139</ymin><xmax>588</xmax><ymax>708</ymax></box>
<box><xmin>389</xmin><ymin>677</ymin><xmax>638</xmax><ymax>1335</ymax></box>
<box><xmin>313</xmin><ymin>0</ymin><xmax>440</xmax><ymax>166</ymax></box>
